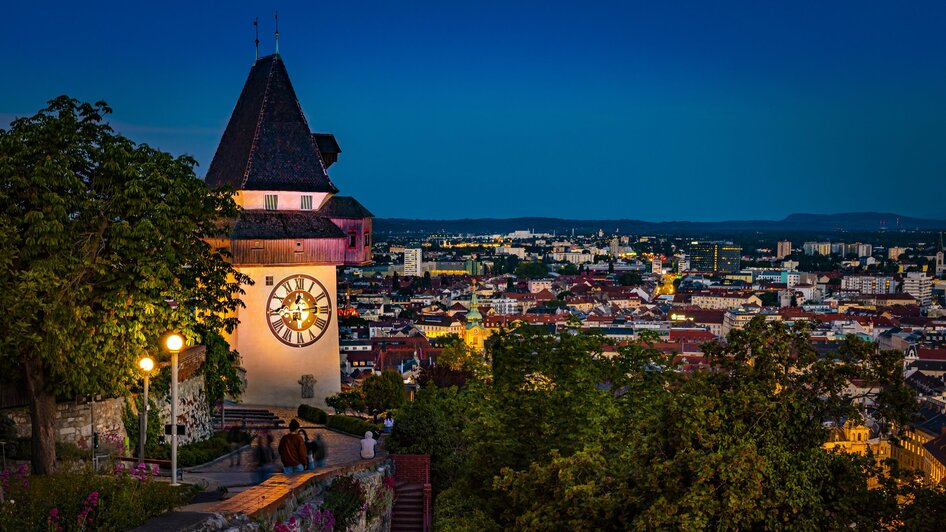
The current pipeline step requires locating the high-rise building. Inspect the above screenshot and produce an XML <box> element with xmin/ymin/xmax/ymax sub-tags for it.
<box><xmin>936</xmin><ymin>233</ymin><xmax>945</xmax><ymax>277</ymax></box>
<box><xmin>903</xmin><ymin>272</ymin><xmax>932</xmax><ymax>306</ymax></box>
<box><xmin>205</xmin><ymin>53</ymin><xmax>373</xmax><ymax>407</ymax></box>
<box><xmin>840</xmin><ymin>275</ymin><xmax>896</xmax><ymax>295</ymax></box>
<box><xmin>404</xmin><ymin>248</ymin><xmax>423</xmax><ymax>277</ymax></box>
<box><xmin>776</xmin><ymin>240</ymin><xmax>792</xmax><ymax>259</ymax></box>
<box><xmin>690</xmin><ymin>243</ymin><xmax>742</xmax><ymax>273</ymax></box>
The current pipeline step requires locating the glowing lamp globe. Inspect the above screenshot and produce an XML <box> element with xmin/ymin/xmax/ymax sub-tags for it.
<box><xmin>138</xmin><ymin>357</ymin><xmax>155</xmax><ymax>372</ymax></box>
<box><xmin>165</xmin><ymin>333</ymin><xmax>185</xmax><ymax>352</ymax></box>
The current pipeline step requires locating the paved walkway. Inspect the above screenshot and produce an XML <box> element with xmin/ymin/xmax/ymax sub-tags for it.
<box><xmin>178</xmin><ymin>405</ymin><xmax>367</xmax><ymax>514</ymax></box>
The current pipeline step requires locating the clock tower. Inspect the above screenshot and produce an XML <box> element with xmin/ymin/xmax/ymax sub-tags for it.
<box><xmin>205</xmin><ymin>53</ymin><xmax>372</xmax><ymax>407</ymax></box>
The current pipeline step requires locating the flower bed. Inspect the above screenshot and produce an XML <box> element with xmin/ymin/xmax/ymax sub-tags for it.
<box><xmin>0</xmin><ymin>464</ymin><xmax>195</xmax><ymax>530</ymax></box>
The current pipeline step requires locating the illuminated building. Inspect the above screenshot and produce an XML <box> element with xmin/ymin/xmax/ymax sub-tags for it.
<box><xmin>205</xmin><ymin>53</ymin><xmax>372</xmax><ymax>407</ymax></box>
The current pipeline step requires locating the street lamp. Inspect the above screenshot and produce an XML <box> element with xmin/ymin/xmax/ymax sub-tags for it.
<box><xmin>163</xmin><ymin>332</ymin><xmax>185</xmax><ymax>486</ymax></box>
<box><xmin>137</xmin><ymin>356</ymin><xmax>154</xmax><ymax>465</ymax></box>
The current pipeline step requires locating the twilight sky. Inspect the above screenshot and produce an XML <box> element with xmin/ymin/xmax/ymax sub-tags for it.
<box><xmin>3</xmin><ymin>1</ymin><xmax>946</xmax><ymax>221</ymax></box>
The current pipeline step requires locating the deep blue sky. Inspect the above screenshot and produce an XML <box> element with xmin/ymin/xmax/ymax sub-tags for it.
<box><xmin>3</xmin><ymin>1</ymin><xmax>946</xmax><ymax>221</ymax></box>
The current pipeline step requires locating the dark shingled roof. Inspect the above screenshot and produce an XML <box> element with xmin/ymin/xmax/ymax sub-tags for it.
<box><xmin>205</xmin><ymin>54</ymin><xmax>339</xmax><ymax>193</ymax></box>
<box><xmin>318</xmin><ymin>196</ymin><xmax>374</xmax><ymax>219</ymax></box>
<box><xmin>230</xmin><ymin>210</ymin><xmax>345</xmax><ymax>239</ymax></box>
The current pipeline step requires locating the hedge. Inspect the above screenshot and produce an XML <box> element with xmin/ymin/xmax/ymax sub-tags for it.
<box><xmin>152</xmin><ymin>430</ymin><xmax>246</xmax><ymax>467</ymax></box>
<box><xmin>297</xmin><ymin>404</ymin><xmax>329</xmax><ymax>424</ymax></box>
<box><xmin>326</xmin><ymin>415</ymin><xmax>381</xmax><ymax>438</ymax></box>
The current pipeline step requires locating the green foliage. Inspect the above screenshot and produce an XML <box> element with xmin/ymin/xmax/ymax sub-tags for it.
<box><xmin>326</xmin><ymin>415</ymin><xmax>381</xmax><ymax>438</ymax></box>
<box><xmin>407</xmin><ymin>318</ymin><xmax>932</xmax><ymax>529</ymax></box>
<box><xmin>0</xmin><ymin>467</ymin><xmax>195</xmax><ymax>530</ymax></box>
<box><xmin>362</xmin><ymin>370</ymin><xmax>405</xmax><ymax>414</ymax></box>
<box><xmin>0</xmin><ymin>412</ymin><xmax>17</xmax><ymax>441</ymax></box>
<box><xmin>0</xmin><ymin>97</ymin><xmax>251</xmax><ymax>471</ymax></box>
<box><xmin>297</xmin><ymin>404</ymin><xmax>329</xmax><ymax>424</ymax></box>
<box><xmin>514</xmin><ymin>262</ymin><xmax>549</xmax><ymax>279</ymax></box>
<box><xmin>150</xmin><ymin>430</ymin><xmax>247</xmax><ymax>467</ymax></box>
<box><xmin>387</xmin><ymin>386</ymin><xmax>470</xmax><ymax>494</ymax></box>
<box><xmin>436</xmin><ymin>338</ymin><xmax>489</xmax><ymax>379</ymax></box>
<box><xmin>198</xmin><ymin>325</ymin><xmax>244</xmax><ymax>407</ymax></box>
<box><xmin>617</xmin><ymin>271</ymin><xmax>643</xmax><ymax>285</ymax></box>
<box><xmin>556</xmin><ymin>263</ymin><xmax>579</xmax><ymax>275</ymax></box>
<box><xmin>122</xmin><ymin>396</ymin><xmax>163</xmax><ymax>457</ymax></box>
<box><xmin>322</xmin><ymin>475</ymin><xmax>365</xmax><ymax>531</ymax></box>
<box><xmin>326</xmin><ymin>390</ymin><xmax>367</xmax><ymax>415</ymax></box>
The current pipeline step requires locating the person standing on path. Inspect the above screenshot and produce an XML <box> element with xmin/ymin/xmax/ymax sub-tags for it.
<box><xmin>277</xmin><ymin>419</ymin><xmax>308</xmax><ymax>474</ymax></box>
<box><xmin>253</xmin><ymin>433</ymin><xmax>276</xmax><ymax>484</ymax></box>
<box><xmin>227</xmin><ymin>422</ymin><xmax>245</xmax><ymax>467</ymax></box>
<box><xmin>314</xmin><ymin>433</ymin><xmax>327</xmax><ymax>467</ymax></box>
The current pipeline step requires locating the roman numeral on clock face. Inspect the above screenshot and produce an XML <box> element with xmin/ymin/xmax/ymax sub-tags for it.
<box><xmin>296</xmin><ymin>332</ymin><xmax>304</xmax><ymax>345</ymax></box>
<box><xmin>295</xmin><ymin>278</ymin><xmax>305</xmax><ymax>290</ymax></box>
<box><xmin>314</xmin><ymin>292</ymin><xmax>326</xmax><ymax>303</ymax></box>
<box><xmin>271</xmin><ymin>318</ymin><xmax>285</xmax><ymax>334</ymax></box>
<box><xmin>315</xmin><ymin>317</ymin><xmax>328</xmax><ymax>330</ymax></box>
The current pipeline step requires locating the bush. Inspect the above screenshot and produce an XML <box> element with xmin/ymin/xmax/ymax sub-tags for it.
<box><xmin>322</xmin><ymin>475</ymin><xmax>365</xmax><ymax>531</ymax></box>
<box><xmin>151</xmin><ymin>430</ymin><xmax>240</xmax><ymax>467</ymax></box>
<box><xmin>297</xmin><ymin>404</ymin><xmax>329</xmax><ymax>424</ymax></box>
<box><xmin>326</xmin><ymin>415</ymin><xmax>380</xmax><ymax>438</ymax></box>
<box><xmin>0</xmin><ymin>466</ymin><xmax>195</xmax><ymax>530</ymax></box>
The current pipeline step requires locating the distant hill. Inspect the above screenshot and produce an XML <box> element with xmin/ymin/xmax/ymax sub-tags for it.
<box><xmin>374</xmin><ymin>212</ymin><xmax>946</xmax><ymax>235</ymax></box>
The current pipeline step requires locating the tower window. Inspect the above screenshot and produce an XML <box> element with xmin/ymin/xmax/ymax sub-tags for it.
<box><xmin>364</xmin><ymin>231</ymin><xmax>371</xmax><ymax>249</ymax></box>
<box><xmin>301</xmin><ymin>195</ymin><xmax>313</xmax><ymax>210</ymax></box>
<box><xmin>348</xmin><ymin>231</ymin><xmax>358</xmax><ymax>249</ymax></box>
<box><xmin>265</xmin><ymin>276</ymin><xmax>274</xmax><ymax>286</ymax></box>
<box><xmin>264</xmin><ymin>194</ymin><xmax>278</xmax><ymax>210</ymax></box>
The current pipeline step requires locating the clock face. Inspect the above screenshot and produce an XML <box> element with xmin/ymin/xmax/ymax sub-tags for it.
<box><xmin>266</xmin><ymin>274</ymin><xmax>333</xmax><ymax>347</ymax></box>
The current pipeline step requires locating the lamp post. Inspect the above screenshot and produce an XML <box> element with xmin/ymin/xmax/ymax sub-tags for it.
<box><xmin>164</xmin><ymin>333</ymin><xmax>185</xmax><ymax>486</ymax></box>
<box><xmin>137</xmin><ymin>356</ymin><xmax>154</xmax><ymax>465</ymax></box>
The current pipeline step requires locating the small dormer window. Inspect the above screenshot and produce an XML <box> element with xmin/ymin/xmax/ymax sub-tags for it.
<box><xmin>264</xmin><ymin>194</ymin><xmax>278</xmax><ymax>210</ymax></box>
<box><xmin>301</xmin><ymin>195</ymin><xmax>313</xmax><ymax>210</ymax></box>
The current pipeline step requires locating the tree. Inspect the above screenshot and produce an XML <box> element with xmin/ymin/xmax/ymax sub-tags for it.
<box><xmin>556</xmin><ymin>263</ymin><xmax>578</xmax><ymax>276</ymax></box>
<box><xmin>418</xmin><ymin>318</ymin><xmax>923</xmax><ymax>529</ymax></box>
<box><xmin>392</xmin><ymin>270</ymin><xmax>400</xmax><ymax>289</ymax></box>
<box><xmin>617</xmin><ymin>272</ymin><xmax>642</xmax><ymax>286</ymax></box>
<box><xmin>608</xmin><ymin>261</ymin><xmax>614</xmax><ymax>274</ymax></box>
<box><xmin>0</xmin><ymin>98</ymin><xmax>249</xmax><ymax>473</ymax></box>
<box><xmin>514</xmin><ymin>262</ymin><xmax>549</xmax><ymax>279</ymax></box>
<box><xmin>362</xmin><ymin>370</ymin><xmax>405</xmax><ymax>414</ymax></box>
<box><xmin>326</xmin><ymin>389</ymin><xmax>367</xmax><ymax>415</ymax></box>
<box><xmin>422</xmin><ymin>271</ymin><xmax>432</xmax><ymax>289</ymax></box>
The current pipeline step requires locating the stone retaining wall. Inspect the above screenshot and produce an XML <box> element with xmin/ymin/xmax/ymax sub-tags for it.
<box><xmin>154</xmin><ymin>374</ymin><xmax>214</xmax><ymax>445</ymax></box>
<box><xmin>2</xmin><ymin>397</ymin><xmax>127</xmax><ymax>451</ymax></box>
<box><xmin>2</xmin><ymin>365</ymin><xmax>213</xmax><ymax>450</ymax></box>
<box><xmin>197</xmin><ymin>457</ymin><xmax>392</xmax><ymax>531</ymax></box>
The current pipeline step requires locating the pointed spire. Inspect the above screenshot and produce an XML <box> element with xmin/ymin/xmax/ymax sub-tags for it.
<box><xmin>274</xmin><ymin>10</ymin><xmax>280</xmax><ymax>55</ymax></box>
<box><xmin>205</xmin><ymin>55</ymin><xmax>338</xmax><ymax>193</ymax></box>
<box><xmin>253</xmin><ymin>18</ymin><xmax>260</xmax><ymax>63</ymax></box>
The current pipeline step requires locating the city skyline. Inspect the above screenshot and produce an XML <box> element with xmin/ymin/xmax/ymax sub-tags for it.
<box><xmin>3</xmin><ymin>1</ymin><xmax>946</xmax><ymax>221</ymax></box>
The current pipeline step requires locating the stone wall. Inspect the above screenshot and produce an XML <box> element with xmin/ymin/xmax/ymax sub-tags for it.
<box><xmin>153</xmin><ymin>373</ymin><xmax>214</xmax><ymax>445</ymax></box>
<box><xmin>2</xmin><ymin>351</ymin><xmax>214</xmax><ymax>450</ymax></box>
<box><xmin>198</xmin><ymin>458</ymin><xmax>393</xmax><ymax>531</ymax></box>
<box><xmin>2</xmin><ymin>397</ymin><xmax>127</xmax><ymax>452</ymax></box>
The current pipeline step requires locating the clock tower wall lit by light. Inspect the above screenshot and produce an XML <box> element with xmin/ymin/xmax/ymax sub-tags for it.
<box><xmin>205</xmin><ymin>53</ymin><xmax>373</xmax><ymax>408</ymax></box>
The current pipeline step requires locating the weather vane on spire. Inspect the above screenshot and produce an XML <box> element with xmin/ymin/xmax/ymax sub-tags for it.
<box><xmin>253</xmin><ymin>17</ymin><xmax>260</xmax><ymax>62</ymax></box>
<box><xmin>274</xmin><ymin>10</ymin><xmax>280</xmax><ymax>54</ymax></box>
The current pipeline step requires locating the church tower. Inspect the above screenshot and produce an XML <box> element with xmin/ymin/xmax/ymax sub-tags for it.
<box><xmin>206</xmin><ymin>54</ymin><xmax>372</xmax><ymax>407</ymax></box>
